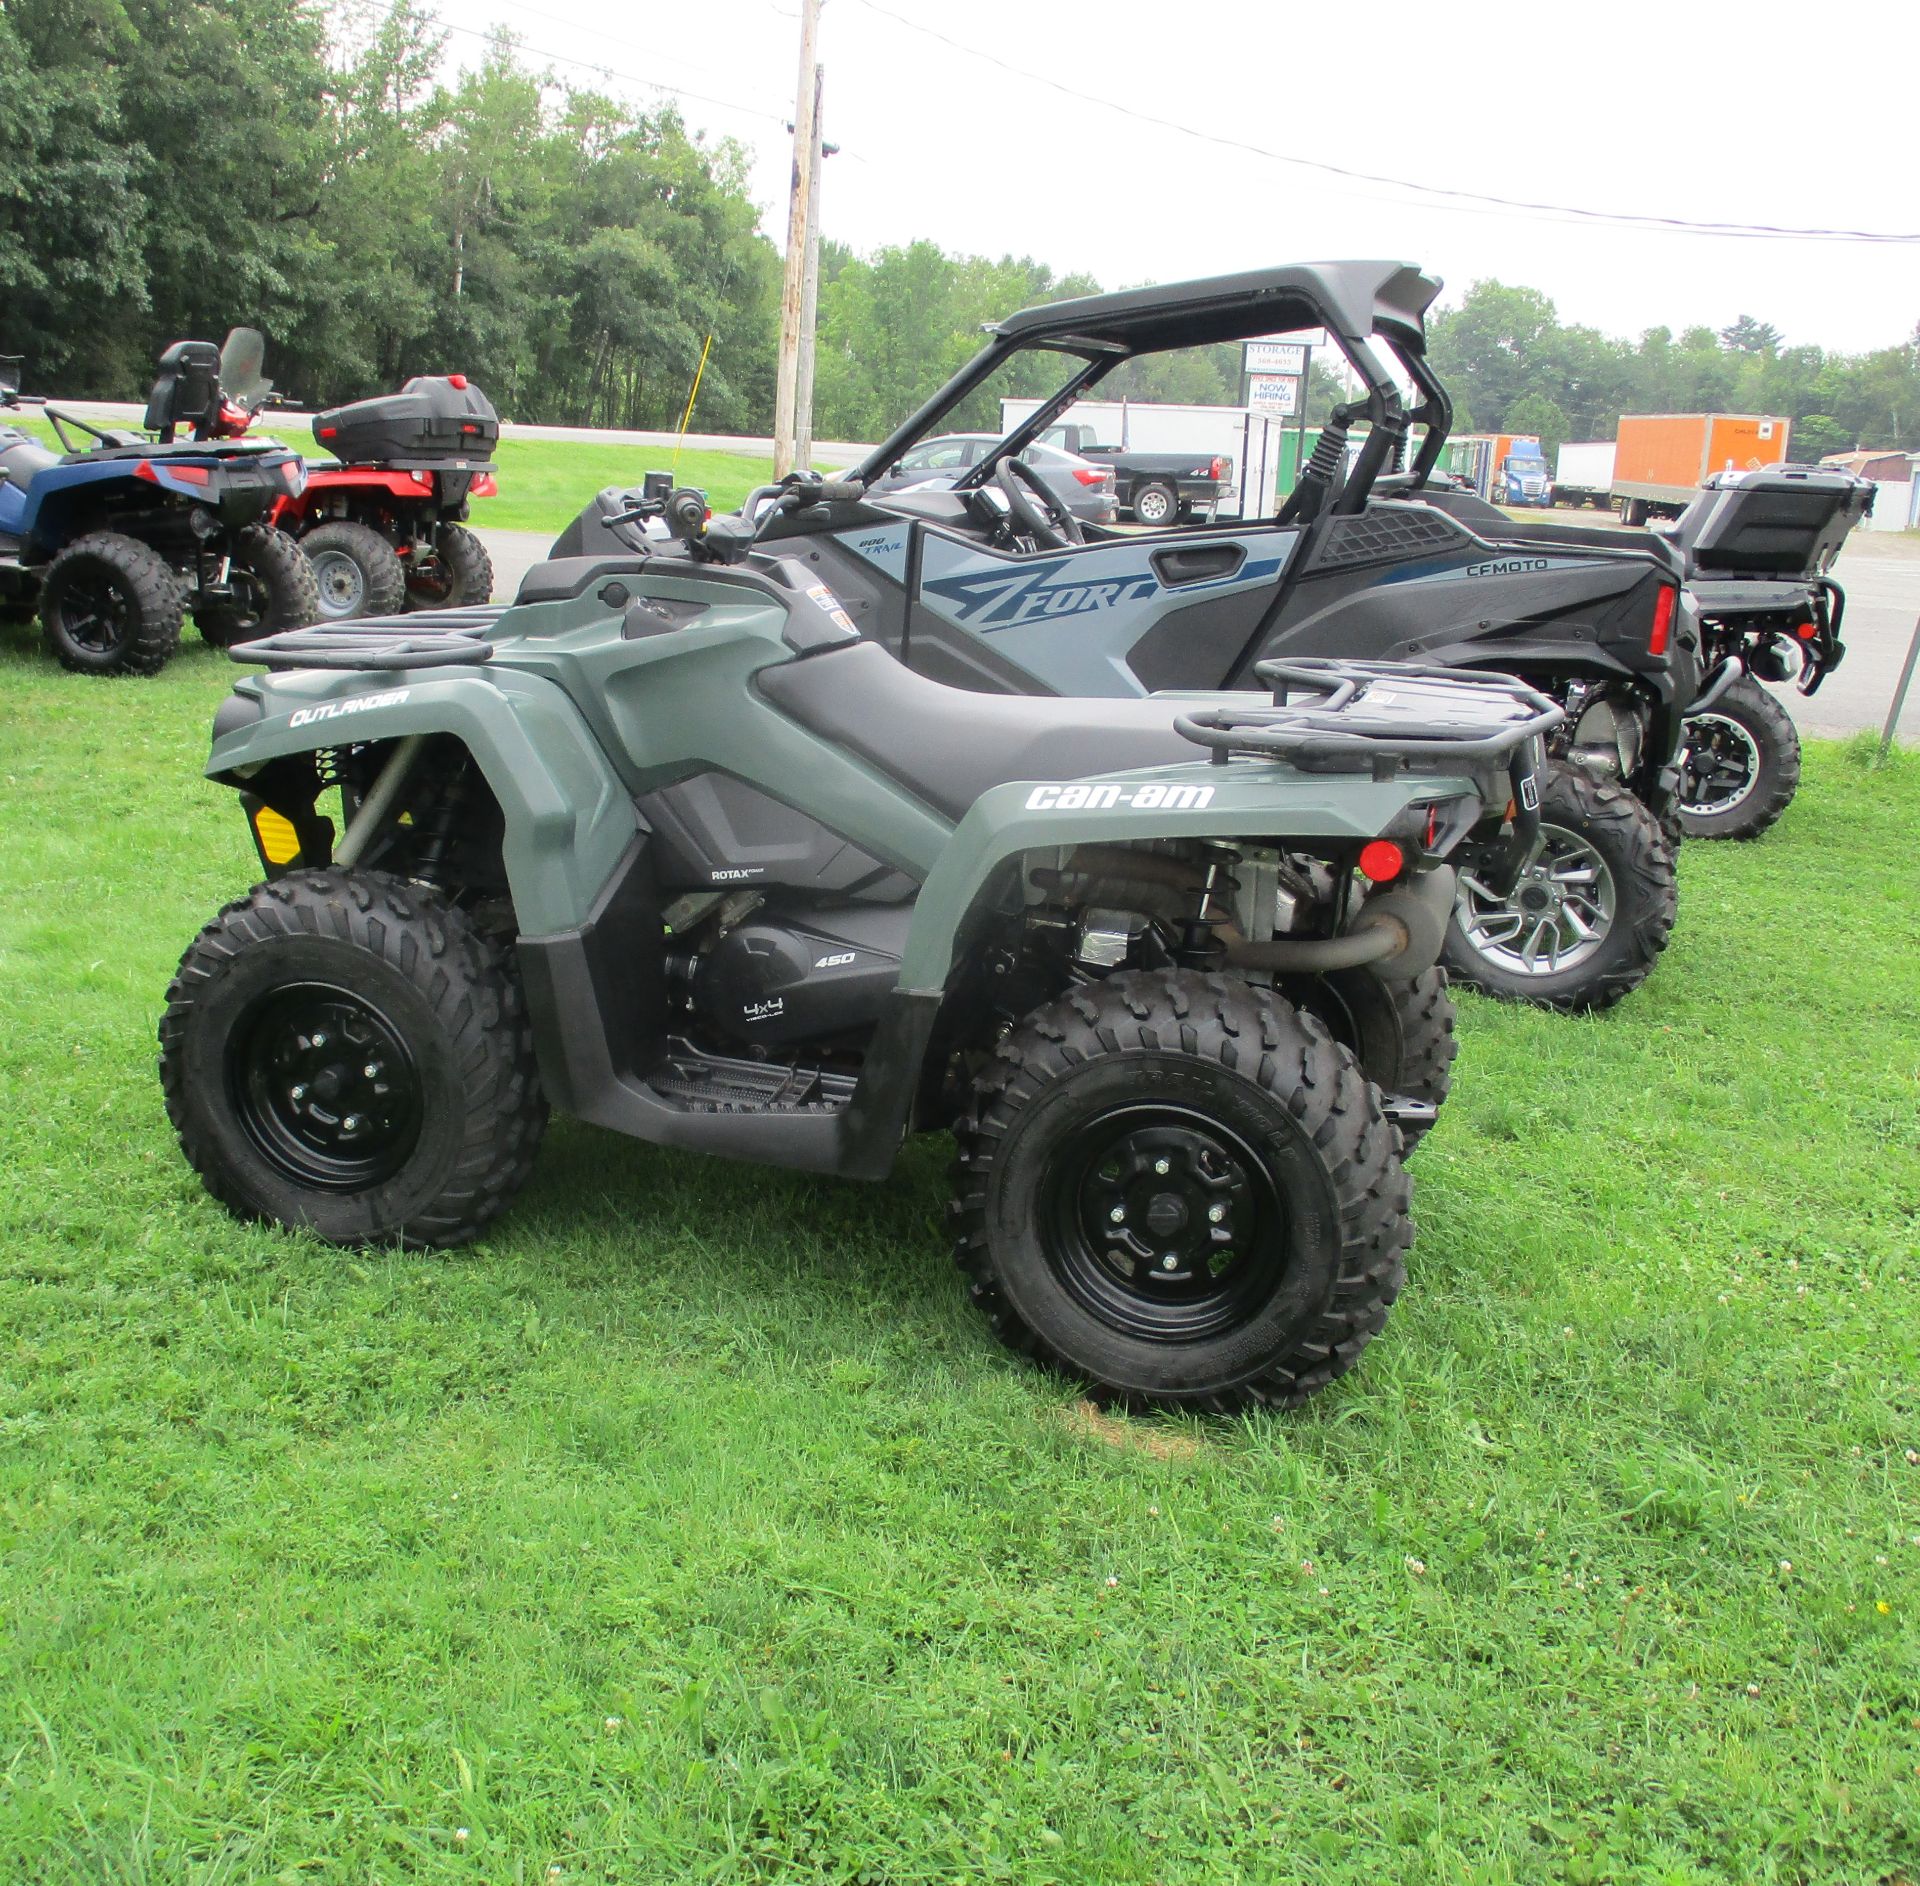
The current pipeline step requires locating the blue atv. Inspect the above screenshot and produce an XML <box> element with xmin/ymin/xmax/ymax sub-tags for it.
<box><xmin>0</xmin><ymin>333</ymin><xmax>317</xmax><ymax>675</ymax></box>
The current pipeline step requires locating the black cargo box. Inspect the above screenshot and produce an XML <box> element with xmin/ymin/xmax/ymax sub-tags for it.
<box><xmin>312</xmin><ymin>375</ymin><xmax>499</xmax><ymax>467</ymax></box>
<box><xmin>1671</xmin><ymin>465</ymin><xmax>1875</xmax><ymax>579</ymax></box>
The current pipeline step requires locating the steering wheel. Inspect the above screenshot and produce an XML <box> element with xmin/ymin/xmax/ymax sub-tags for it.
<box><xmin>994</xmin><ymin>456</ymin><xmax>1084</xmax><ymax>548</ymax></box>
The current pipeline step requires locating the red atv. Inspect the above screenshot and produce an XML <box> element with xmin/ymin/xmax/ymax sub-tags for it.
<box><xmin>271</xmin><ymin>373</ymin><xmax>499</xmax><ymax>618</ymax></box>
<box><xmin>210</xmin><ymin>331</ymin><xmax>500</xmax><ymax>619</ymax></box>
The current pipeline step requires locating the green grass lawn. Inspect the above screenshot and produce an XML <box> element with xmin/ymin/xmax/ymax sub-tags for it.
<box><xmin>1</xmin><ymin>643</ymin><xmax>1918</xmax><ymax>1882</ymax></box>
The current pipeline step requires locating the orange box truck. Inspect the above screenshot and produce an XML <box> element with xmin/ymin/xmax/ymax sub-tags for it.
<box><xmin>1612</xmin><ymin>413</ymin><xmax>1790</xmax><ymax>522</ymax></box>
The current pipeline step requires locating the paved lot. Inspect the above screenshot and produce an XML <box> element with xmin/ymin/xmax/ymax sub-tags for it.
<box><xmin>475</xmin><ymin>527</ymin><xmax>1920</xmax><ymax>742</ymax></box>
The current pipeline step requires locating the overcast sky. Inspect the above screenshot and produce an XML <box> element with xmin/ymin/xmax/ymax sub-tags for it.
<box><xmin>444</xmin><ymin>0</ymin><xmax>1918</xmax><ymax>354</ymax></box>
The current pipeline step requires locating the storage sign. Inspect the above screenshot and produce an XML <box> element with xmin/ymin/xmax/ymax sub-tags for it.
<box><xmin>1244</xmin><ymin>340</ymin><xmax>1307</xmax><ymax>376</ymax></box>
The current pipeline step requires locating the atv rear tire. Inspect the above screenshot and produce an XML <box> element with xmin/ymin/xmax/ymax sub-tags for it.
<box><xmin>406</xmin><ymin>522</ymin><xmax>493</xmax><ymax>610</ymax></box>
<box><xmin>196</xmin><ymin>525</ymin><xmax>320</xmax><ymax>646</ymax></box>
<box><xmin>160</xmin><ymin>868</ymin><xmax>547</xmax><ymax>1248</ymax></box>
<box><xmin>1443</xmin><ymin>762</ymin><xmax>1677</xmax><ymax>1013</ymax></box>
<box><xmin>950</xmin><ymin>969</ymin><xmax>1411</xmax><ymax>1411</ymax></box>
<box><xmin>1678</xmin><ymin>675</ymin><xmax>1800</xmax><ymax>841</ymax></box>
<box><xmin>38</xmin><ymin>531</ymin><xmax>184</xmax><ymax>676</ymax></box>
<box><xmin>1286</xmin><ymin>966</ymin><xmax>1456</xmax><ymax>1155</ymax></box>
<box><xmin>300</xmin><ymin>520</ymin><xmax>407</xmax><ymax>621</ymax></box>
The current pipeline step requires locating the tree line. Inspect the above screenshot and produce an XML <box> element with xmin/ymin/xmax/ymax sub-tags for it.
<box><xmin>3</xmin><ymin>1</ymin><xmax>1914</xmax><ymax>461</ymax></box>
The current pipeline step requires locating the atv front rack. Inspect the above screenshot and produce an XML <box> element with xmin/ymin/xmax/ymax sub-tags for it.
<box><xmin>227</xmin><ymin>606</ymin><xmax>504</xmax><ymax>671</ymax></box>
<box><xmin>1175</xmin><ymin>658</ymin><xmax>1564</xmax><ymax>776</ymax></box>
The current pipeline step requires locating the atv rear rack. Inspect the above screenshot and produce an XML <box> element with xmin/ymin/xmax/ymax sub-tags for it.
<box><xmin>1175</xmin><ymin>658</ymin><xmax>1564</xmax><ymax>776</ymax></box>
<box><xmin>227</xmin><ymin>605</ymin><xmax>505</xmax><ymax>671</ymax></box>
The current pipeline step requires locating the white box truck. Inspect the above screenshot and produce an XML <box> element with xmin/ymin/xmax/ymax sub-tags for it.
<box><xmin>1554</xmin><ymin>441</ymin><xmax>1616</xmax><ymax>509</ymax></box>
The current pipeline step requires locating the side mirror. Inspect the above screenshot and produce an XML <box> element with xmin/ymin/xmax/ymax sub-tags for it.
<box><xmin>890</xmin><ymin>462</ymin><xmax>905</xmax><ymax>477</ymax></box>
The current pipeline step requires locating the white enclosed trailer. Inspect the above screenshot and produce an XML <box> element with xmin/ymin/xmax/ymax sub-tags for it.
<box><xmin>1554</xmin><ymin>441</ymin><xmax>1616</xmax><ymax>509</ymax></box>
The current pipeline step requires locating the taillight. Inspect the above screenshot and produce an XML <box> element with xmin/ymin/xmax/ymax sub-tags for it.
<box><xmin>1795</xmin><ymin>620</ymin><xmax>1818</xmax><ymax>640</ymax></box>
<box><xmin>1649</xmin><ymin>584</ymin><xmax>1676</xmax><ymax>656</ymax></box>
<box><xmin>137</xmin><ymin>459</ymin><xmax>208</xmax><ymax>486</ymax></box>
<box><xmin>1209</xmin><ymin>456</ymin><xmax>1228</xmax><ymax>480</ymax></box>
<box><xmin>1072</xmin><ymin>467</ymin><xmax>1105</xmax><ymax>486</ymax></box>
<box><xmin>317</xmin><ymin>425</ymin><xmax>337</xmax><ymax>440</ymax></box>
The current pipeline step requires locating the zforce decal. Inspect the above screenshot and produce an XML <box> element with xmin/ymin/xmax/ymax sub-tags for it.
<box><xmin>287</xmin><ymin>687</ymin><xmax>411</xmax><ymax>729</ymax></box>
<box><xmin>1024</xmin><ymin>782</ymin><xmax>1216</xmax><ymax>811</ymax></box>
<box><xmin>923</xmin><ymin>557</ymin><xmax>1159</xmax><ymax>629</ymax></box>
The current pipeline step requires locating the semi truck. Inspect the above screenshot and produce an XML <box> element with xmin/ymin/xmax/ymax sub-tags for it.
<box><xmin>1611</xmin><ymin>412</ymin><xmax>1790</xmax><ymax>523</ymax></box>
<box><xmin>1553</xmin><ymin>441</ymin><xmax>1616</xmax><ymax>508</ymax></box>
<box><xmin>1450</xmin><ymin>432</ymin><xmax>1552</xmax><ymax>507</ymax></box>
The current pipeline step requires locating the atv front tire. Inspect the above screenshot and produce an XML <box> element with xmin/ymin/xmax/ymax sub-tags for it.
<box><xmin>196</xmin><ymin>524</ymin><xmax>320</xmax><ymax>646</ymax></box>
<box><xmin>1678</xmin><ymin>675</ymin><xmax>1800</xmax><ymax>841</ymax></box>
<box><xmin>950</xmin><ymin>969</ymin><xmax>1411</xmax><ymax>1411</ymax></box>
<box><xmin>1443</xmin><ymin>763</ymin><xmax>1677</xmax><ymax>1013</ymax></box>
<box><xmin>1287</xmin><ymin>966</ymin><xmax>1456</xmax><ymax>1154</ymax></box>
<box><xmin>406</xmin><ymin>522</ymin><xmax>493</xmax><ymax>610</ymax></box>
<box><xmin>300</xmin><ymin>520</ymin><xmax>407</xmax><ymax>621</ymax></box>
<box><xmin>160</xmin><ymin>868</ymin><xmax>546</xmax><ymax>1247</ymax></box>
<box><xmin>38</xmin><ymin>531</ymin><xmax>184</xmax><ymax>675</ymax></box>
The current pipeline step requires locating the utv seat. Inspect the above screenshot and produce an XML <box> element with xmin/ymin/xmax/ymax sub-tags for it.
<box><xmin>0</xmin><ymin>433</ymin><xmax>58</xmax><ymax>491</ymax></box>
<box><xmin>756</xmin><ymin>640</ymin><xmax>1199</xmax><ymax>822</ymax></box>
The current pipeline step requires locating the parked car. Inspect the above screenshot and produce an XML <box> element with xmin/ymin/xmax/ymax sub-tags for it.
<box><xmin>866</xmin><ymin>433</ymin><xmax>1117</xmax><ymax>525</ymax></box>
<box><xmin>1039</xmin><ymin>421</ymin><xmax>1232</xmax><ymax>525</ymax></box>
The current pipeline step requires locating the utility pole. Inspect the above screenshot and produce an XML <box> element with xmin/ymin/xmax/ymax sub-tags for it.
<box><xmin>793</xmin><ymin>64</ymin><xmax>826</xmax><ymax>471</ymax></box>
<box><xmin>772</xmin><ymin>0</ymin><xmax>821</xmax><ymax>479</ymax></box>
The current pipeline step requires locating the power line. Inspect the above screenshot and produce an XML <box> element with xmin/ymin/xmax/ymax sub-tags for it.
<box><xmin>845</xmin><ymin>0</ymin><xmax>1920</xmax><ymax>246</ymax></box>
<box><xmin>413</xmin><ymin>6</ymin><xmax>793</xmax><ymax>128</ymax></box>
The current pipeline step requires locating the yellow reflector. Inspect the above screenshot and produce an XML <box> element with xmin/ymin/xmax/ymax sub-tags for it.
<box><xmin>252</xmin><ymin>807</ymin><xmax>302</xmax><ymax>866</ymax></box>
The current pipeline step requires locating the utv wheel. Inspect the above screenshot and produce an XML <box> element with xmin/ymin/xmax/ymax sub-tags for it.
<box><xmin>38</xmin><ymin>531</ymin><xmax>184</xmax><ymax>675</ymax></box>
<box><xmin>300</xmin><ymin>520</ymin><xmax>407</xmax><ymax>621</ymax></box>
<box><xmin>406</xmin><ymin>522</ymin><xmax>493</xmax><ymax>610</ymax></box>
<box><xmin>1678</xmin><ymin>676</ymin><xmax>1800</xmax><ymax>841</ymax></box>
<box><xmin>196</xmin><ymin>524</ymin><xmax>321</xmax><ymax>646</ymax></box>
<box><xmin>159</xmin><ymin>868</ymin><xmax>547</xmax><ymax>1248</ymax></box>
<box><xmin>1444</xmin><ymin>763</ymin><xmax>1677</xmax><ymax>1012</ymax></box>
<box><xmin>950</xmin><ymin>969</ymin><xmax>1411</xmax><ymax>1411</ymax></box>
<box><xmin>1285</xmin><ymin>966</ymin><xmax>1456</xmax><ymax>1154</ymax></box>
<box><xmin>1131</xmin><ymin>481</ymin><xmax>1177</xmax><ymax>527</ymax></box>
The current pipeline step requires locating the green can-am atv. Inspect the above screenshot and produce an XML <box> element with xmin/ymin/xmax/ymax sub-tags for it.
<box><xmin>160</xmin><ymin>476</ymin><xmax>1559</xmax><ymax>1410</ymax></box>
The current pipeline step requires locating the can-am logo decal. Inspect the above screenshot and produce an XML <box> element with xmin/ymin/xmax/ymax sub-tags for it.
<box><xmin>1024</xmin><ymin>782</ymin><xmax>1215</xmax><ymax>811</ymax></box>
<box><xmin>287</xmin><ymin>688</ymin><xmax>411</xmax><ymax>729</ymax></box>
<box><xmin>923</xmin><ymin>558</ymin><xmax>1160</xmax><ymax>628</ymax></box>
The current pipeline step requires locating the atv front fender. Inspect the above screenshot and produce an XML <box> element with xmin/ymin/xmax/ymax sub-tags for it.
<box><xmin>899</xmin><ymin>759</ymin><xmax>1463</xmax><ymax>990</ymax></box>
<box><xmin>208</xmin><ymin>666</ymin><xmax>636</xmax><ymax>935</ymax></box>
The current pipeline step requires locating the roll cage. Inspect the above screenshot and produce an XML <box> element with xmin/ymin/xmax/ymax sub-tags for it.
<box><xmin>849</xmin><ymin>259</ymin><xmax>1450</xmax><ymax>524</ymax></box>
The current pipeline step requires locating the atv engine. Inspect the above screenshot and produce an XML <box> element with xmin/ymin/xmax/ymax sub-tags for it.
<box><xmin>667</xmin><ymin>900</ymin><xmax>912</xmax><ymax>1052</ymax></box>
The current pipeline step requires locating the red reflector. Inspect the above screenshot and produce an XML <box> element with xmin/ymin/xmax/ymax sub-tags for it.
<box><xmin>317</xmin><ymin>426</ymin><xmax>337</xmax><ymax>439</ymax></box>
<box><xmin>133</xmin><ymin>458</ymin><xmax>158</xmax><ymax>483</ymax></box>
<box><xmin>1649</xmin><ymin>584</ymin><xmax>1676</xmax><ymax>656</ymax></box>
<box><xmin>1358</xmin><ymin>840</ymin><xmax>1404</xmax><ymax>883</ymax></box>
<box><xmin>448</xmin><ymin>373</ymin><xmax>469</xmax><ymax>390</ymax></box>
<box><xmin>1795</xmin><ymin>620</ymin><xmax>1818</xmax><ymax>640</ymax></box>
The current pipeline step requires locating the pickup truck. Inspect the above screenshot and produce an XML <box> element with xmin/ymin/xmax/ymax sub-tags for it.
<box><xmin>1037</xmin><ymin>422</ymin><xmax>1230</xmax><ymax>526</ymax></box>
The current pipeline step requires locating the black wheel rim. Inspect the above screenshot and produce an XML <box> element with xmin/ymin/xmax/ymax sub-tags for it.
<box><xmin>1041</xmin><ymin>1104</ymin><xmax>1288</xmax><ymax>1343</ymax></box>
<box><xmin>1679</xmin><ymin>711</ymin><xmax>1762</xmax><ymax>817</ymax></box>
<box><xmin>50</xmin><ymin>569</ymin><xmax>132</xmax><ymax>656</ymax></box>
<box><xmin>228</xmin><ymin>981</ymin><xmax>423</xmax><ymax>1190</ymax></box>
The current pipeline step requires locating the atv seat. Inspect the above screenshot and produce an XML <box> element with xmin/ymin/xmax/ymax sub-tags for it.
<box><xmin>756</xmin><ymin>640</ymin><xmax>1198</xmax><ymax>822</ymax></box>
<box><xmin>0</xmin><ymin>430</ymin><xmax>59</xmax><ymax>491</ymax></box>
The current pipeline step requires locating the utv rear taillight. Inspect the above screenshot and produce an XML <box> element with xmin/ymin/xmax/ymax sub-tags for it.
<box><xmin>1358</xmin><ymin>840</ymin><xmax>1404</xmax><ymax>883</ymax></box>
<box><xmin>1648</xmin><ymin>584</ymin><xmax>1676</xmax><ymax>656</ymax></box>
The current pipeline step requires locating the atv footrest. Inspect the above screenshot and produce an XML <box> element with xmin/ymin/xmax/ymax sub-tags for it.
<box><xmin>228</xmin><ymin>605</ymin><xmax>506</xmax><ymax>670</ymax></box>
<box><xmin>1380</xmin><ymin>1094</ymin><xmax>1439</xmax><ymax>1138</ymax></box>
<box><xmin>645</xmin><ymin>1038</ymin><xmax>855</xmax><ymax>1115</ymax></box>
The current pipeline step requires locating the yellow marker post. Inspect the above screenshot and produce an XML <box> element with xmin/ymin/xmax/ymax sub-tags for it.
<box><xmin>671</xmin><ymin>334</ymin><xmax>714</xmax><ymax>479</ymax></box>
